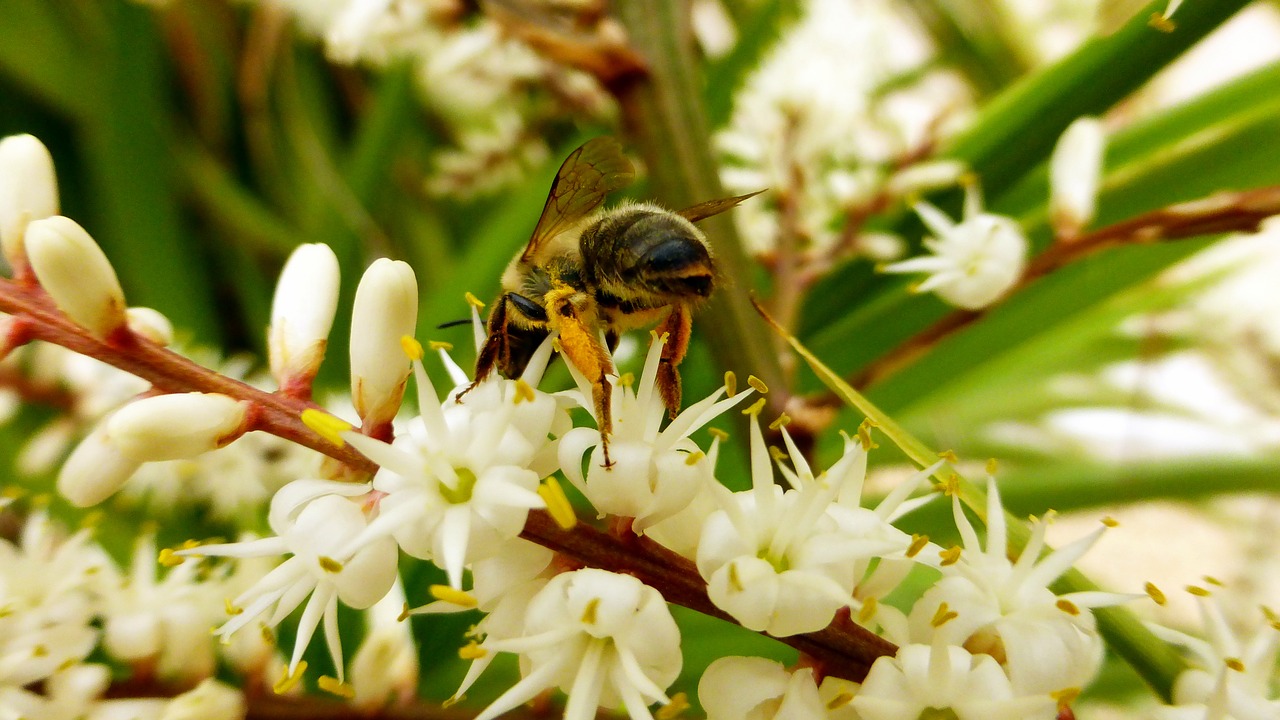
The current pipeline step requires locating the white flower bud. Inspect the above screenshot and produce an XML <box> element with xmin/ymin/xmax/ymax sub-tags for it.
<box><xmin>350</xmin><ymin>580</ymin><xmax>419</xmax><ymax>708</ymax></box>
<box><xmin>350</xmin><ymin>258</ymin><xmax>418</xmax><ymax>427</ymax></box>
<box><xmin>269</xmin><ymin>243</ymin><xmax>340</xmax><ymax>386</ymax></box>
<box><xmin>25</xmin><ymin>216</ymin><xmax>127</xmax><ymax>338</ymax></box>
<box><xmin>886</xmin><ymin>160</ymin><xmax>967</xmax><ymax>197</ymax></box>
<box><xmin>107</xmin><ymin>393</ymin><xmax>248</xmax><ymax>462</ymax></box>
<box><xmin>1050</xmin><ymin>117</ymin><xmax>1105</xmax><ymax>236</ymax></box>
<box><xmin>58</xmin><ymin>420</ymin><xmax>143</xmax><ymax>507</ymax></box>
<box><xmin>0</xmin><ymin>133</ymin><xmax>59</xmax><ymax>273</ymax></box>
<box><xmin>160</xmin><ymin>679</ymin><xmax>245</xmax><ymax>720</ymax></box>
<box><xmin>126</xmin><ymin>307</ymin><xmax>174</xmax><ymax>346</ymax></box>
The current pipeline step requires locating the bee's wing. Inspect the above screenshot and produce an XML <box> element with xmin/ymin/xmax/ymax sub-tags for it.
<box><xmin>676</xmin><ymin>189</ymin><xmax>766</xmax><ymax>223</ymax></box>
<box><xmin>521</xmin><ymin>137</ymin><xmax>634</xmax><ymax>263</ymax></box>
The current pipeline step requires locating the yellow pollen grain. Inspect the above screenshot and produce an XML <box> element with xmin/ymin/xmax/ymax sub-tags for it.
<box><xmin>857</xmin><ymin>596</ymin><xmax>879</xmax><ymax>624</ymax></box>
<box><xmin>1225</xmin><ymin>657</ymin><xmax>1245</xmax><ymax>672</ymax></box>
<box><xmin>1051</xmin><ymin>688</ymin><xmax>1081</xmax><ymax>708</ymax></box>
<box><xmin>684</xmin><ymin>451</ymin><xmax>705</xmax><ymax>466</ymax></box>
<box><xmin>907</xmin><ymin>534</ymin><xmax>929</xmax><ymax>558</ymax></box>
<box><xmin>465</xmin><ymin>292</ymin><xmax>486</xmax><ymax>309</ymax></box>
<box><xmin>539</xmin><ymin>477</ymin><xmax>578</xmax><ymax>530</ymax></box>
<box><xmin>513</xmin><ymin>379</ymin><xmax>536</xmax><ymax>404</ymax></box>
<box><xmin>1056</xmin><ymin>599</ymin><xmax>1081</xmax><ymax>616</ymax></box>
<box><xmin>1187</xmin><ymin>585</ymin><xmax>1211</xmax><ymax>597</ymax></box>
<box><xmin>827</xmin><ymin>692</ymin><xmax>854</xmax><ymax>710</ymax></box>
<box><xmin>656</xmin><ymin>693</ymin><xmax>690</xmax><ymax>719</ymax></box>
<box><xmin>429</xmin><ymin>340</ymin><xmax>454</xmax><ymax>352</ymax></box>
<box><xmin>158</xmin><ymin>548</ymin><xmax>184</xmax><ymax>567</ymax></box>
<box><xmin>939</xmin><ymin>545</ymin><xmax>962</xmax><ymax>566</ymax></box>
<box><xmin>938</xmin><ymin>449</ymin><xmax>959</xmax><ymax>463</ymax></box>
<box><xmin>707</xmin><ymin>427</ymin><xmax>729</xmax><ymax>442</ymax></box>
<box><xmin>985</xmin><ymin>458</ymin><xmax>999</xmax><ymax>475</ymax></box>
<box><xmin>400</xmin><ymin>335</ymin><xmax>424</xmax><ymax>360</ymax></box>
<box><xmin>225</xmin><ymin>599</ymin><xmax>243</xmax><ymax>616</ymax></box>
<box><xmin>459</xmin><ymin>641</ymin><xmax>486</xmax><ymax>660</ymax></box>
<box><xmin>581</xmin><ymin>597</ymin><xmax>600</xmax><ymax>625</ymax></box>
<box><xmin>1145</xmin><ymin>582</ymin><xmax>1167</xmax><ymax>606</ymax></box>
<box><xmin>1102</xmin><ymin>516</ymin><xmax>1119</xmax><ymax>528</ymax></box>
<box><xmin>769</xmin><ymin>413</ymin><xmax>791</xmax><ymax>430</ymax></box>
<box><xmin>274</xmin><ymin>662</ymin><xmax>307</xmax><ymax>694</ymax></box>
<box><xmin>930</xmin><ymin>602</ymin><xmax>957</xmax><ymax>628</ymax></box>
<box><xmin>430</xmin><ymin>585</ymin><xmax>478</xmax><ymax>608</ymax></box>
<box><xmin>318</xmin><ymin>676</ymin><xmax>355</xmax><ymax>699</ymax></box>
<box><xmin>301</xmin><ymin>409</ymin><xmax>352</xmax><ymax>447</ymax></box>
<box><xmin>318</xmin><ymin>556</ymin><xmax>344</xmax><ymax>573</ymax></box>
<box><xmin>723</xmin><ymin>371</ymin><xmax>737</xmax><ymax>397</ymax></box>
<box><xmin>742</xmin><ymin>397</ymin><xmax>766</xmax><ymax>416</ymax></box>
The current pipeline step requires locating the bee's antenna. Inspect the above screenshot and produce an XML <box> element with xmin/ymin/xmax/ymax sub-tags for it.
<box><xmin>436</xmin><ymin>318</ymin><xmax>471</xmax><ymax>330</ymax></box>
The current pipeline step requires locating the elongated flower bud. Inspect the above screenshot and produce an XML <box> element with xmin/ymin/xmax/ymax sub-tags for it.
<box><xmin>107</xmin><ymin>393</ymin><xmax>248</xmax><ymax>462</ymax></box>
<box><xmin>350</xmin><ymin>259</ymin><xmax>418</xmax><ymax>427</ymax></box>
<box><xmin>58</xmin><ymin>420</ymin><xmax>142</xmax><ymax>507</ymax></box>
<box><xmin>1050</xmin><ymin>117</ymin><xmax>1105</xmax><ymax>237</ymax></box>
<box><xmin>25</xmin><ymin>216</ymin><xmax>127</xmax><ymax>338</ymax></box>
<box><xmin>126</xmin><ymin>306</ymin><xmax>174</xmax><ymax>346</ymax></box>
<box><xmin>0</xmin><ymin>134</ymin><xmax>59</xmax><ymax>276</ymax></box>
<box><xmin>269</xmin><ymin>243</ymin><xmax>340</xmax><ymax>388</ymax></box>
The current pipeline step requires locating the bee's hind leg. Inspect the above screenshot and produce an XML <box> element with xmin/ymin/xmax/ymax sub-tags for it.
<box><xmin>654</xmin><ymin>304</ymin><xmax>692</xmax><ymax>419</ymax></box>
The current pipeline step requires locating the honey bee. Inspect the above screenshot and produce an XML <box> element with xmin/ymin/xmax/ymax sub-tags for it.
<box><xmin>465</xmin><ymin>136</ymin><xmax>760</xmax><ymax>465</ymax></box>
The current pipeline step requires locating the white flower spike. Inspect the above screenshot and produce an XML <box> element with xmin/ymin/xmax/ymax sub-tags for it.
<box><xmin>1050</xmin><ymin>117</ymin><xmax>1105</xmax><ymax>237</ymax></box>
<box><xmin>25</xmin><ymin>216</ymin><xmax>129</xmax><ymax>338</ymax></box>
<box><xmin>269</xmin><ymin>243</ymin><xmax>340</xmax><ymax>390</ymax></box>
<box><xmin>883</xmin><ymin>182</ymin><xmax>1027</xmax><ymax>310</ymax></box>
<box><xmin>0</xmin><ymin>133</ymin><xmax>59</xmax><ymax>276</ymax></box>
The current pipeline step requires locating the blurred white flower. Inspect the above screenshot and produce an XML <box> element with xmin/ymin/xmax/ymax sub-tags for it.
<box><xmin>0</xmin><ymin>133</ymin><xmax>58</xmax><ymax>276</ymax></box>
<box><xmin>1050</xmin><ymin>116</ymin><xmax>1106</xmax><ymax>236</ymax></box>
<box><xmin>699</xmin><ymin>655</ymin><xmax>859</xmax><ymax>720</ymax></box>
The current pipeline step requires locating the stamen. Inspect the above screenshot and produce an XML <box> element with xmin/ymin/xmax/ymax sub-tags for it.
<box><xmin>723</xmin><ymin>371</ymin><xmax>737</xmax><ymax>397</ymax></box>
<box><xmin>318</xmin><ymin>676</ymin><xmax>355</xmax><ymax>698</ymax></box>
<box><xmin>930</xmin><ymin>602</ymin><xmax>957</xmax><ymax>627</ymax></box>
<box><xmin>430</xmin><ymin>585</ymin><xmax>478</xmax><ymax>608</ymax></box>
<box><xmin>301</xmin><ymin>409</ymin><xmax>352</xmax><ymax>447</ymax></box>
<box><xmin>1145</xmin><ymin>582</ymin><xmax>1167</xmax><ymax>606</ymax></box>
<box><xmin>465</xmin><ymin>291</ymin><xmax>486</xmax><ymax>309</ymax></box>
<box><xmin>746</xmin><ymin>375</ymin><xmax>768</xmax><ymax>394</ymax></box>
<box><xmin>273</xmin><ymin>661</ymin><xmax>307</xmax><ymax>694</ymax></box>
<box><xmin>400</xmin><ymin>335</ymin><xmax>424</xmax><ymax>360</ymax></box>
<box><xmin>539</xmin><ymin>477</ymin><xmax>578</xmax><ymax>530</ymax></box>
<box><xmin>429</xmin><ymin>340</ymin><xmax>453</xmax><ymax>352</ymax></box>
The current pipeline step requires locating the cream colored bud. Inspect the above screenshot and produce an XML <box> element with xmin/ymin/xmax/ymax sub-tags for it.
<box><xmin>107</xmin><ymin>393</ymin><xmax>248</xmax><ymax>462</ymax></box>
<box><xmin>1050</xmin><ymin>117</ymin><xmax>1105</xmax><ymax>236</ymax></box>
<box><xmin>58</xmin><ymin>420</ymin><xmax>142</xmax><ymax>507</ymax></box>
<box><xmin>161</xmin><ymin>679</ymin><xmax>246</xmax><ymax>720</ymax></box>
<box><xmin>126</xmin><ymin>307</ymin><xmax>174</xmax><ymax>346</ymax></box>
<box><xmin>0</xmin><ymin>133</ymin><xmax>59</xmax><ymax>273</ymax></box>
<box><xmin>269</xmin><ymin>243</ymin><xmax>340</xmax><ymax>385</ymax></box>
<box><xmin>26</xmin><ymin>216</ymin><xmax>127</xmax><ymax>338</ymax></box>
<box><xmin>350</xmin><ymin>259</ymin><xmax>418</xmax><ymax>427</ymax></box>
<box><xmin>887</xmin><ymin>160</ymin><xmax>967</xmax><ymax>197</ymax></box>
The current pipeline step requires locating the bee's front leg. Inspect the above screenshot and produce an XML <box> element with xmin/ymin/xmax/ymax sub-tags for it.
<box><xmin>459</xmin><ymin>295</ymin><xmax>508</xmax><ymax>403</ymax></box>
<box><xmin>654</xmin><ymin>303</ymin><xmax>692</xmax><ymax>419</ymax></box>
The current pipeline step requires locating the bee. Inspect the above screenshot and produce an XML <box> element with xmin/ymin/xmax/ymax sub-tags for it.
<box><xmin>464</xmin><ymin>136</ymin><xmax>760</xmax><ymax>466</ymax></box>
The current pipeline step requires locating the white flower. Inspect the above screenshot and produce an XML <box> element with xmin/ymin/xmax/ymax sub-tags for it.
<box><xmin>696</xmin><ymin>412</ymin><xmax>922</xmax><ymax>637</ymax></box>
<box><xmin>558</xmin><ymin>333</ymin><xmax>754</xmax><ymax>533</ymax></box>
<box><xmin>0</xmin><ymin>133</ymin><xmax>59</xmax><ymax>274</ymax></box>
<box><xmin>883</xmin><ymin>183</ymin><xmax>1028</xmax><ymax>310</ymax></box>
<box><xmin>907</xmin><ymin>477</ymin><xmax>1139</xmax><ymax>696</ymax></box>
<box><xmin>466</xmin><ymin>569</ymin><xmax>682</xmax><ymax>720</ymax></box>
<box><xmin>852</xmin><ymin>641</ymin><xmax>1058</xmax><ymax>720</ymax></box>
<box><xmin>159</xmin><ymin>678</ymin><xmax>245</xmax><ymax>720</ymax></box>
<box><xmin>349</xmin><ymin>578</ymin><xmax>419</xmax><ymax>708</ymax></box>
<box><xmin>699</xmin><ymin>656</ymin><xmax>859</xmax><ymax>720</ymax></box>
<box><xmin>106</xmin><ymin>393</ymin><xmax>248</xmax><ymax>463</ymax></box>
<box><xmin>349</xmin><ymin>258</ymin><xmax>418</xmax><ymax>428</ymax></box>
<box><xmin>58</xmin><ymin>418</ymin><xmax>143</xmax><ymax>507</ymax></box>
<box><xmin>341</xmin><ymin>338</ymin><xmax>566</xmax><ymax>588</ymax></box>
<box><xmin>179</xmin><ymin>480</ymin><xmax>399</xmax><ymax>683</ymax></box>
<box><xmin>1050</xmin><ymin>117</ymin><xmax>1105</xmax><ymax>236</ymax></box>
<box><xmin>268</xmin><ymin>243</ymin><xmax>340</xmax><ymax>388</ymax></box>
<box><xmin>25</xmin><ymin>216</ymin><xmax>128</xmax><ymax>338</ymax></box>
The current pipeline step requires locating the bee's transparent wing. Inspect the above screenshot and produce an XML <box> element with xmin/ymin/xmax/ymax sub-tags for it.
<box><xmin>521</xmin><ymin>137</ymin><xmax>634</xmax><ymax>263</ymax></box>
<box><xmin>676</xmin><ymin>189</ymin><xmax>766</xmax><ymax>223</ymax></box>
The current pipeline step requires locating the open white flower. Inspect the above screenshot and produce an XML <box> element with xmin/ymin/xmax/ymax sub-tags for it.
<box><xmin>699</xmin><ymin>656</ymin><xmax>859</xmax><ymax>720</ymax></box>
<box><xmin>883</xmin><ymin>183</ymin><xmax>1027</xmax><ymax>310</ymax></box>
<box><xmin>558</xmin><ymin>333</ymin><xmax>754</xmax><ymax>533</ymax></box>
<box><xmin>466</xmin><ymin>569</ymin><xmax>682</xmax><ymax>720</ymax></box>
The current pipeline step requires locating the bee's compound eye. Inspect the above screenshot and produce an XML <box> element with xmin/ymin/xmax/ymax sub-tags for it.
<box><xmin>507</xmin><ymin>293</ymin><xmax>549</xmax><ymax>322</ymax></box>
<box><xmin>639</xmin><ymin>235</ymin><xmax>710</xmax><ymax>273</ymax></box>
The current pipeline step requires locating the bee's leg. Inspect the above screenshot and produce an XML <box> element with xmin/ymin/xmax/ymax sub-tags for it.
<box><xmin>655</xmin><ymin>304</ymin><xmax>692</xmax><ymax>418</ymax></box>
<box><xmin>459</xmin><ymin>297</ymin><xmax>508</xmax><ymax>403</ymax></box>
<box><xmin>553</xmin><ymin>301</ymin><xmax>616</xmax><ymax>468</ymax></box>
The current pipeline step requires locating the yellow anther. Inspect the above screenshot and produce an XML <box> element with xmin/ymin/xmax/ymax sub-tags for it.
<box><xmin>32</xmin><ymin>644</ymin><xmax>48</xmax><ymax>657</ymax></box>
<box><xmin>273</xmin><ymin>661</ymin><xmax>307</xmax><ymax>694</ymax></box>
<box><xmin>1225</xmin><ymin>657</ymin><xmax>1245</xmax><ymax>672</ymax></box>
<box><xmin>684</xmin><ymin>451</ymin><xmax>705</xmax><ymax>466</ymax></box>
<box><xmin>458</xmin><ymin>641</ymin><xmax>486</xmax><ymax>660</ymax></box>
<box><xmin>301</xmin><ymin>409</ymin><xmax>352</xmax><ymax>447</ymax></box>
<box><xmin>1051</xmin><ymin>688</ymin><xmax>1081</xmax><ymax>709</ymax></box>
<box><xmin>930</xmin><ymin>602</ymin><xmax>958</xmax><ymax>628</ymax></box>
<box><xmin>728</xmin><ymin>563</ymin><xmax>744</xmax><ymax>592</ymax></box>
<box><xmin>938</xmin><ymin>449</ymin><xmax>959</xmax><ymax>463</ymax></box>
<box><xmin>1148</xmin><ymin>13</ymin><xmax>1176</xmax><ymax>33</ymax></box>
<box><xmin>400</xmin><ymin>335</ymin><xmax>424</xmax><ymax>360</ymax></box>
<box><xmin>651</xmin><ymin>330</ymin><xmax>670</xmax><ymax>345</ymax></box>
<box><xmin>513</xmin><ymin>379</ymin><xmax>536</xmax><ymax>404</ymax></box>
<box><xmin>430</xmin><ymin>585</ymin><xmax>478</xmax><ymax>608</ymax></box>
<box><xmin>581</xmin><ymin>597</ymin><xmax>600</xmax><ymax>625</ymax></box>
<box><xmin>768</xmin><ymin>413</ymin><xmax>791</xmax><ymax>431</ymax></box>
<box><xmin>723</xmin><ymin>371</ymin><xmax>738</xmax><ymax>397</ymax></box>
<box><xmin>465</xmin><ymin>292</ymin><xmax>486</xmax><ymax>309</ymax></box>
<box><xmin>827</xmin><ymin>692</ymin><xmax>854</xmax><ymax>710</ymax></box>
<box><xmin>707</xmin><ymin>427</ymin><xmax>729</xmax><ymax>442</ymax></box>
<box><xmin>158</xmin><ymin>548</ymin><xmax>184</xmax><ymax>567</ymax></box>
<box><xmin>80</xmin><ymin>511</ymin><xmax>105</xmax><ymax>529</ymax></box>
<box><xmin>398</xmin><ymin>603</ymin><xmax>411</xmax><ymax>622</ymax></box>
<box><xmin>225</xmin><ymin>598</ymin><xmax>243</xmax><ymax>616</ymax></box>
<box><xmin>551</xmin><ymin>338</ymin><xmax>563</xmax><ymax>353</ymax></box>
<box><xmin>1101</xmin><ymin>516</ymin><xmax>1119</xmax><ymax>528</ymax></box>
<box><xmin>181</xmin><ymin>539</ymin><xmax>201</xmax><ymax>550</ymax></box>
<box><xmin>1056</xmin><ymin>599</ymin><xmax>1081</xmax><ymax>616</ymax></box>
<box><xmin>907</xmin><ymin>534</ymin><xmax>929</xmax><ymax>558</ymax></box>
<box><xmin>985</xmin><ymin>458</ymin><xmax>999</xmax><ymax>475</ymax></box>
<box><xmin>260</xmin><ymin>625</ymin><xmax>276</xmax><ymax>645</ymax></box>
<box><xmin>768</xmin><ymin>445</ymin><xmax>787</xmax><ymax>462</ymax></box>
<box><xmin>318</xmin><ymin>676</ymin><xmax>355</xmax><ymax>698</ymax></box>
<box><xmin>856</xmin><ymin>419</ymin><xmax>878</xmax><ymax>449</ymax></box>
<box><xmin>538</xmin><ymin>476</ymin><xmax>578</xmax><ymax>530</ymax></box>
<box><xmin>618</xmin><ymin>372</ymin><xmax>635</xmax><ymax>388</ymax></box>
<box><xmin>940</xmin><ymin>475</ymin><xmax>961</xmax><ymax>497</ymax></box>
<box><xmin>318</xmin><ymin>556</ymin><xmax>344</xmax><ymax>573</ymax></box>
<box><xmin>429</xmin><ymin>340</ymin><xmax>454</xmax><ymax>352</ymax></box>
<box><xmin>939</xmin><ymin>545</ymin><xmax>962</xmax><ymax>566</ymax></box>
<box><xmin>857</xmin><ymin>596</ymin><xmax>879</xmax><ymax>624</ymax></box>
<box><xmin>1188</xmin><ymin>585</ymin><xmax>1211</xmax><ymax>597</ymax></box>
<box><xmin>1145</xmin><ymin>582</ymin><xmax>1167</xmax><ymax>606</ymax></box>
<box><xmin>1204</xmin><ymin>575</ymin><xmax>1224</xmax><ymax>587</ymax></box>
<box><xmin>742</xmin><ymin>398</ymin><xmax>767</xmax><ymax>416</ymax></box>
<box><xmin>656</xmin><ymin>693</ymin><xmax>690</xmax><ymax>719</ymax></box>
<box><xmin>746</xmin><ymin>375</ymin><xmax>768</xmax><ymax>394</ymax></box>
